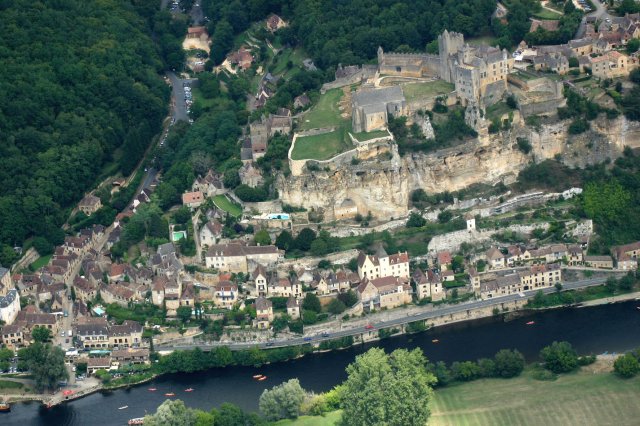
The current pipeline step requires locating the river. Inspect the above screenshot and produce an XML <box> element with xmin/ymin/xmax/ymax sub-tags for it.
<box><xmin>5</xmin><ymin>301</ymin><xmax>640</xmax><ymax>425</ymax></box>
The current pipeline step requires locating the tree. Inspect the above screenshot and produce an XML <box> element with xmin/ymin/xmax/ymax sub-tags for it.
<box><xmin>406</xmin><ymin>212</ymin><xmax>426</xmax><ymax>228</ymax></box>
<box><xmin>144</xmin><ymin>399</ymin><xmax>196</xmax><ymax>426</ymax></box>
<box><xmin>302</xmin><ymin>292</ymin><xmax>321</xmax><ymax>313</ymax></box>
<box><xmin>438</xmin><ymin>210</ymin><xmax>453</xmax><ymax>224</ymax></box>
<box><xmin>493</xmin><ymin>349</ymin><xmax>525</xmax><ymax>378</ymax></box>
<box><xmin>309</xmin><ymin>238</ymin><xmax>328</xmax><ymax>256</ymax></box>
<box><xmin>605</xmin><ymin>276</ymin><xmax>618</xmax><ymax>294</ymax></box>
<box><xmin>613</xmin><ymin>353</ymin><xmax>640</xmax><ymax>378</ymax></box>
<box><xmin>568</xmin><ymin>56</ymin><xmax>579</xmax><ymax>68</ymax></box>
<box><xmin>338</xmin><ymin>290</ymin><xmax>358</xmax><ymax>307</ymax></box>
<box><xmin>540</xmin><ymin>341</ymin><xmax>579</xmax><ymax>373</ymax></box>
<box><xmin>327</xmin><ymin>298</ymin><xmax>347</xmax><ymax>315</ymax></box>
<box><xmin>450</xmin><ymin>361</ymin><xmax>481</xmax><ymax>381</ymax></box>
<box><xmin>31</xmin><ymin>326</ymin><xmax>52</xmax><ymax>343</ymax></box>
<box><xmin>341</xmin><ymin>348</ymin><xmax>436</xmax><ymax>426</ymax></box>
<box><xmin>21</xmin><ymin>343</ymin><xmax>68</xmax><ymax>391</ymax></box>
<box><xmin>317</xmin><ymin>259</ymin><xmax>332</xmax><ymax>269</ymax></box>
<box><xmin>254</xmin><ymin>229</ymin><xmax>271</xmax><ymax>246</ymax></box>
<box><xmin>176</xmin><ymin>306</ymin><xmax>192</xmax><ymax>324</ymax></box>
<box><xmin>275</xmin><ymin>230</ymin><xmax>294</xmax><ymax>251</ymax></box>
<box><xmin>294</xmin><ymin>228</ymin><xmax>317</xmax><ymax>252</ymax></box>
<box><xmin>259</xmin><ymin>378</ymin><xmax>307</xmax><ymax>421</ymax></box>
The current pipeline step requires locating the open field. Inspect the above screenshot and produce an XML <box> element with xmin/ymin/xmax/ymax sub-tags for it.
<box><xmin>273</xmin><ymin>410</ymin><xmax>342</xmax><ymax>426</ymax></box>
<box><xmin>430</xmin><ymin>370</ymin><xmax>640</xmax><ymax>426</ymax></box>
<box><xmin>403</xmin><ymin>80</ymin><xmax>454</xmax><ymax>102</ymax></box>
<box><xmin>29</xmin><ymin>254</ymin><xmax>52</xmax><ymax>271</ymax></box>
<box><xmin>298</xmin><ymin>89</ymin><xmax>347</xmax><ymax>131</ymax></box>
<box><xmin>352</xmin><ymin>129</ymin><xmax>390</xmax><ymax>142</ymax></box>
<box><xmin>212</xmin><ymin>195</ymin><xmax>242</xmax><ymax>217</ymax></box>
<box><xmin>532</xmin><ymin>9</ymin><xmax>562</xmax><ymax>20</ymax></box>
<box><xmin>0</xmin><ymin>380</ymin><xmax>26</xmax><ymax>390</ymax></box>
<box><xmin>291</xmin><ymin>126</ymin><xmax>352</xmax><ymax>161</ymax></box>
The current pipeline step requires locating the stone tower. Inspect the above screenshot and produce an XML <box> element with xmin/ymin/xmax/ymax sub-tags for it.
<box><xmin>438</xmin><ymin>30</ymin><xmax>465</xmax><ymax>83</ymax></box>
<box><xmin>377</xmin><ymin>46</ymin><xmax>385</xmax><ymax>68</ymax></box>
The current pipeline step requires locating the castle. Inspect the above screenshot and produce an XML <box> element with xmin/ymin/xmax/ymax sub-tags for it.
<box><xmin>376</xmin><ymin>30</ymin><xmax>513</xmax><ymax>107</ymax></box>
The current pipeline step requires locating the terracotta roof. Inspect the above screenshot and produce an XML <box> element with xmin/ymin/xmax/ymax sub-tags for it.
<box><xmin>437</xmin><ymin>251</ymin><xmax>452</xmax><ymax>265</ymax></box>
<box><xmin>182</xmin><ymin>191</ymin><xmax>204</xmax><ymax>205</ymax></box>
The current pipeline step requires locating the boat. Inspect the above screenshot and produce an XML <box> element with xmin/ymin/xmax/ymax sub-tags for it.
<box><xmin>184</xmin><ymin>388</ymin><xmax>194</xmax><ymax>392</ymax></box>
<box><xmin>128</xmin><ymin>418</ymin><xmax>144</xmax><ymax>425</ymax></box>
<box><xmin>119</xmin><ymin>406</ymin><xmax>129</xmax><ymax>410</ymax></box>
<box><xmin>526</xmin><ymin>321</ymin><xmax>535</xmax><ymax>325</ymax></box>
<box><xmin>258</xmin><ymin>376</ymin><xmax>267</xmax><ymax>381</ymax></box>
<box><xmin>164</xmin><ymin>393</ymin><xmax>176</xmax><ymax>397</ymax></box>
<box><xmin>0</xmin><ymin>402</ymin><xmax>10</xmax><ymax>413</ymax></box>
<box><xmin>252</xmin><ymin>374</ymin><xmax>263</xmax><ymax>379</ymax></box>
<box><xmin>636</xmin><ymin>306</ymin><xmax>640</xmax><ymax>310</ymax></box>
<box><xmin>431</xmin><ymin>339</ymin><xmax>439</xmax><ymax>343</ymax></box>
<box><xmin>148</xmin><ymin>388</ymin><xmax>157</xmax><ymax>392</ymax></box>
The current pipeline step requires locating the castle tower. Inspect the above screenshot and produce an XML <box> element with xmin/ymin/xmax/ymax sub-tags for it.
<box><xmin>438</xmin><ymin>30</ymin><xmax>465</xmax><ymax>83</ymax></box>
<box><xmin>377</xmin><ymin>46</ymin><xmax>384</xmax><ymax>68</ymax></box>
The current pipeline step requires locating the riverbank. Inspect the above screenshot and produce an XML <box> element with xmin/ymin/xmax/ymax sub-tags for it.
<box><xmin>277</xmin><ymin>356</ymin><xmax>640</xmax><ymax>426</ymax></box>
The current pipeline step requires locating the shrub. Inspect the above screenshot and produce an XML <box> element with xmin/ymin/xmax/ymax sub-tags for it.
<box><xmin>614</xmin><ymin>353</ymin><xmax>640</xmax><ymax>378</ymax></box>
<box><xmin>540</xmin><ymin>341</ymin><xmax>579</xmax><ymax>374</ymax></box>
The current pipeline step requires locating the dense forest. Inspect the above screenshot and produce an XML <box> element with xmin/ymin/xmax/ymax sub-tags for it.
<box><xmin>0</xmin><ymin>0</ymin><xmax>169</xmax><ymax>264</ymax></box>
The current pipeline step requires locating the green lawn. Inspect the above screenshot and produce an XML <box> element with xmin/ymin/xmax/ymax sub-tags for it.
<box><xmin>403</xmin><ymin>81</ymin><xmax>454</xmax><ymax>102</ymax></box>
<box><xmin>351</xmin><ymin>129</ymin><xmax>390</xmax><ymax>142</ymax></box>
<box><xmin>0</xmin><ymin>380</ymin><xmax>24</xmax><ymax>390</ymax></box>
<box><xmin>291</xmin><ymin>126</ymin><xmax>353</xmax><ymax>161</ymax></box>
<box><xmin>30</xmin><ymin>254</ymin><xmax>52</xmax><ymax>271</ymax></box>
<box><xmin>192</xmin><ymin>87</ymin><xmax>218</xmax><ymax>110</ymax></box>
<box><xmin>532</xmin><ymin>9</ymin><xmax>562</xmax><ymax>20</ymax></box>
<box><xmin>273</xmin><ymin>410</ymin><xmax>342</xmax><ymax>426</ymax></box>
<box><xmin>298</xmin><ymin>89</ymin><xmax>347</xmax><ymax>131</ymax></box>
<box><xmin>280</xmin><ymin>371</ymin><xmax>640</xmax><ymax>426</ymax></box>
<box><xmin>485</xmin><ymin>102</ymin><xmax>514</xmax><ymax>122</ymax></box>
<box><xmin>212</xmin><ymin>195</ymin><xmax>242</xmax><ymax>217</ymax></box>
<box><xmin>430</xmin><ymin>370</ymin><xmax>640</xmax><ymax>426</ymax></box>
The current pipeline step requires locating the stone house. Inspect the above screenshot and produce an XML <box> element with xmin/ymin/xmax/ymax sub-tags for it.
<box><xmin>266</xmin><ymin>14</ymin><xmax>287</xmax><ymax>32</ymax></box>
<box><xmin>199</xmin><ymin>220</ymin><xmax>223</xmax><ymax>248</ymax></box>
<box><xmin>213</xmin><ymin>281</ymin><xmax>238</xmax><ymax>309</ymax></box>
<box><xmin>267</xmin><ymin>276</ymin><xmax>302</xmax><ymax>298</ymax></box>
<box><xmin>255</xmin><ymin>296</ymin><xmax>273</xmax><ymax>329</ymax></box>
<box><xmin>584</xmin><ymin>255</ymin><xmax>614</xmax><ymax>269</ymax></box>
<box><xmin>76</xmin><ymin>318</ymin><xmax>110</xmax><ymax>349</ymax></box>
<box><xmin>192</xmin><ymin>170</ymin><xmax>224</xmax><ymax>196</ymax></box>
<box><xmin>0</xmin><ymin>288</ymin><xmax>20</xmax><ymax>325</ymax></box>
<box><xmin>108</xmin><ymin>320</ymin><xmax>143</xmax><ymax>348</ymax></box>
<box><xmin>612</xmin><ymin>241</ymin><xmax>640</xmax><ymax>260</ymax></box>
<box><xmin>412</xmin><ymin>268</ymin><xmax>444</xmax><ymax>301</ymax></box>
<box><xmin>519</xmin><ymin>263</ymin><xmax>562</xmax><ymax>290</ymax></box>
<box><xmin>252</xmin><ymin>264</ymin><xmax>269</xmax><ymax>296</ymax></box>
<box><xmin>567</xmin><ymin>245</ymin><xmax>584</xmax><ymax>265</ymax></box>
<box><xmin>287</xmin><ymin>296</ymin><xmax>301</xmax><ymax>320</ymax></box>
<box><xmin>485</xmin><ymin>247</ymin><xmax>506</xmax><ymax>269</ymax></box>
<box><xmin>111</xmin><ymin>348</ymin><xmax>150</xmax><ymax>367</ymax></box>
<box><xmin>79</xmin><ymin>194</ymin><xmax>102</xmax><ymax>215</ymax></box>
<box><xmin>101</xmin><ymin>284</ymin><xmax>135</xmax><ymax>307</ymax></box>
<box><xmin>294</xmin><ymin>93</ymin><xmax>311</xmax><ymax>109</ymax></box>
<box><xmin>357</xmin><ymin>247</ymin><xmax>410</xmax><ymax>280</ymax></box>
<box><xmin>205</xmin><ymin>243</ymin><xmax>282</xmax><ymax>273</ymax></box>
<box><xmin>616</xmin><ymin>253</ymin><xmax>638</xmax><ymax>271</ymax></box>
<box><xmin>238</xmin><ymin>163</ymin><xmax>264</xmax><ymax>188</ymax></box>
<box><xmin>588</xmin><ymin>51</ymin><xmax>630</xmax><ymax>78</ymax></box>
<box><xmin>182</xmin><ymin>191</ymin><xmax>204</xmax><ymax>209</ymax></box>
<box><xmin>468</xmin><ymin>267</ymin><xmax>480</xmax><ymax>292</ymax></box>
<box><xmin>357</xmin><ymin>276</ymin><xmax>412</xmax><ymax>311</ymax></box>
<box><xmin>1</xmin><ymin>324</ymin><xmax>24</xmax><ymax>350</ymax></box>
<box><xmin>86</xmin><ymin>357</ymin><xmax>112</xmax><ymax>375</ymax></box>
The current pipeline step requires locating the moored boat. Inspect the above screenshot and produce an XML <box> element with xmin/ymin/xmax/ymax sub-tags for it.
<box><xmin>252</xmin><ymin>374</ymin><xmax>263</xmax><ymax>379</ymax></box>
<box><xmin>119</xmin><ymin>406</ymin><xmax>128</xmax><ymax>410</ymax></box>
<box><xmin>164</xmin><ymin>393</ymin><xmax>175</xmax><ymax>397</ymax></box>
<box><xmin>526</xmin><ymin>321</ymin><xmax>535</xmax><ymax>325</ymax></box>
<box><xmin>184</xmin><ymin>388</ymin><xmax>194</xmax><ymax>392</ymax></box>
<box><xmin>148</xmin><ymin>388</ymin><xmax>157</xmax><ymax>392</ymax></box>
<box><xmin>258</xmin><ymin>376</ymin><xmax>267</xmax><ymax>381</ymax></box>
<box><xmin>431</xmin><ymin>339</ymin><xmax>439</xmax><ymax>343</ymax></box>
<box><xmin>0</xmin><ymin>402</ymin><xmax>11</xmax><ymax>413</ymax></box>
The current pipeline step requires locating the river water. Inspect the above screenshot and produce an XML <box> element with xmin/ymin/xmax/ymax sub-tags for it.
<box><xmin>5</xmin><ymin>301</ymin><xmax>640</xmax><ymax>425</ymax></box>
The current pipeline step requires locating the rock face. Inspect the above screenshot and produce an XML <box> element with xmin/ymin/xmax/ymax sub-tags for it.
<box><xmin>277</xmin><ymin>116</ymin><xmax>640</xmax><ymax>220</ymax></box>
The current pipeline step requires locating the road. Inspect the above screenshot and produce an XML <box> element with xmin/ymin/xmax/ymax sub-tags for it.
<box><xmin>190</xmin><ymin>1</ymin><xmax>204</xmax><ymax>25</ymax></box>
<box><xmin>156</xmin><ymin>275</ymin><xmax>622</xmax><ymax>352</ymax></box>
<box><xmin>166</xmin><ymin>71</ymin><xmax>197</xmax><ymax>123</ymax></box>
<box><xmin>575</xmin><ymin>0</ymin><xmax>609</xmax><ymax>39</ymax></box>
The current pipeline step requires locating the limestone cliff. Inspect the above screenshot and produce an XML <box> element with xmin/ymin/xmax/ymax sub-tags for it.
<box><xmin>278</xmin><ymin>116</ymin><xmax>640</xmax><ymax>220</ymax></box>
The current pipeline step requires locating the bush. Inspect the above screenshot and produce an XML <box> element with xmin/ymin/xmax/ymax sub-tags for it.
<box><xmin>516</xmin><ymin>137</ymin><xmax>532</xmax><ymax>154</ymax></box>
<box><xmin>540</xmin><ymin>341</ymin><xmax>579</xmax><ymax>374</ymax></box>
<box><xmin>406</xmin><ymin>212</ymin><xmax>426</xmax><ymax>228</ymax></box>
<box><xmin>450</xmin><ymin>361</ymin><xmax>481</xmax><ymax>381</ymax></box>
<box><xmin>614</xmin><ymin>353</ymin><xmax>640</xmax><ymax>378</ymax></box>
<box><xmin>493</xmin><ymin>349</ymin><xmax>525</xmax><ymax>378</ymax></box>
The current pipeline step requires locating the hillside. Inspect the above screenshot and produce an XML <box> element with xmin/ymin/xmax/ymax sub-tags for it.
<box><xmin>0</xmin><ymin>0</ymin><xmax>169</xmax><ymax>263</ymax></box>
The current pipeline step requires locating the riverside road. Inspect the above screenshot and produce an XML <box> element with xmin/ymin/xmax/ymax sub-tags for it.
<box><xmin>156</xmin><ymin>275</ymin><xmax>622</xmax><ymax>352</ymax></box>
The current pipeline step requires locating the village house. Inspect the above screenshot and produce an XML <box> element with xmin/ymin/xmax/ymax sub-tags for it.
<box><xmin>612</xmin><ymin>241</ymin><xmax>640</xmax><ymax>261</ymax></box>
<box><xmin>519</xmin><ymin>263</ymin><xmax>562</xmax><ymax>290</ymax></box>
<box><xmin>412</xmin><ymin>268</ymin><xmax>444</xmax><ymax>302</ymax></box>
<box><xmin>76</xmin><ymin>318</ymin><xmax>110</xmax><ymax>349</ymax></box>
<box><xmin>616</xmin><ymin>253</ymin><xmax>638</xmax><ymax>271</ymax></box>
<box><xmin>182</xmin><ymin>191</ymin><xmax>204</xmax><ymax>209</ymax></box>
<box><xmin>111</xmin><ymin>348</ymin><xmax>150</xmax><ymax>368</ymax></box>
<box><xmin>255</xmin><ymin>296</ymin><xmax>274</xmax><ymax>329</ymax></box>
<box><xmin>0</xmin><ymin>268</ymin><xmax>20</xmax><ymax>325</ymax></box>
<box><xmin>584</xmin><ymin>255</ymin><xmax>614</xmax><ymax>269</ymax></box>
<box><xmin>79</xmin><ymin>194</ymin><xmax>102</xmax><ymax>216</ymax></box>
<box><xmin>357</xmin><ymin>247</ymin><xmax>410</xmax><ymax>280</ymax></box>
<box><xmin>468</xmin><ymin>267</ymin><xmax>481</xmax><ymax>292</ymax></box>
<box><xmin>357</xmin><ymin>276</ymin><xmax>412</xmax><ymax>311</ymax></box>
<box><xmin>286</xmin><ymin>296</ymin><xmax>301</xmax><ymax>320</ymax></box>
<box><xmin>437</xmin><ymin>251</ymin><xmax>453</xmax><ymax>271</ymax></box>
<box><xmin>485</xmin><ymin>247</ymin><xmax>506</xmax><ymax>269</ymax></box>
<box><xmin>199</xmin><ymin>219</ymin><xmax>223</xmax><ymax>248</ymax></box>
<box><xmin>205</xmin><ymin>243</ymin><xmax>282</xmax><ymax>273</ymax></box>
<box><xmin>252</xmin><ymin>264</ymin><xmax>269</xmax><ymax>296</ymax></box>
<box><xmin>86</xmin><ymin>357</ymin><xmax>112</xmax><ymax>375</ymax></box>
<box><xmin>238</xmin><ymin>163</ymin><xmax>264</xmax><ymax>188</ymax></box>
<box><xmin>213</xmin><ymin>280</ymin><xmax>239</xmax><ymax>309</ymax></box>
<box><xmin>229</xmin><ymin>47</ymin><xmax>254</xmax><ymax>71</ymax></box>
<box><xmin>1</xmin><ymin>324</ymin><xmax>24</xmax><ymax>350</ymax></box>
<box><xmin>108</xmin><ymin>320</ymin><xmax>143</xmax><ymax>348</ymax></box>
<box><xmin>192</xmin><ymin>170</ymin><xmax>224</xmax><ymax>196</ymax></box>
<box><xmin>588</xmin><ymin>51</ymin><xmax>630</xmax><ymax>78</ymax></box>
<box><xmin>268</xmin><ymin>276</ymin><xmax>303</xmax><ymax>298</ymax></box>
<box><xmin>266</xmin><ymin>14</ymin><xmax>287</xmax><ymax>32</ymax></box>
<box><xmin>567</xmin><ymin>245</ymin><xmax>584</xmax><ymax>265</ymax></box>
<box><xmin>101</xmin><ymin>284</ymin><xmax>136</xmax><ymax>307</ymax></box>
<box><xmin>294</xmin><ymin>93</ymin><xmax>311</xmax><ymax>110</ymax></box>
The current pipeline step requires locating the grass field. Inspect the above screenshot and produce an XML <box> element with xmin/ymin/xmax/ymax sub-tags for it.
<box><xmin>273</xmin><ymin>410</ymin><xmax>342</xmax><ymax>426</ymax></box>
<box><xmin>29</xmin><ymin>254</ymin><xmax>51</xmax><ymax>271</ymax></box>
<box><xmin>351</xmin><ymin>129</ymin><xmax>390</xmax><ymax>142</ymax></box>
<box><xmin>291</xmin><ymin>126</ymin><xmax>352</xmax><ymax>161</ymax></box>
<box><xmin>430</xmin><ymin>370</ymin><xmax>640</xmax><ymax>426</ymax></box>
<box><xmin>212</xmin><ymin>195</ymin><xmax>242</xmax><ymax>217</ymax></box>
<box><xmin>403</xmin><ymin>80</ymin><xmax>455</xmax><ymax>102</ymax></box>
<box><xmin>298</xmin><ymin>89</ymin><xmax>346</xmax><ymax>131</ymax></box>
<box><xmin>279</xmin><ymin>370</ymin><xmax>640</xmax><ymax>426</ymax></box>
<box><xmin>0</xmin><ymin>380</ymin><xmax>25</xmax><ymax>390</ymax></box>
<box><xmin>532</xmin><ymin>9</ymin><xmax>562</xmax><ymax>20</ymax></box>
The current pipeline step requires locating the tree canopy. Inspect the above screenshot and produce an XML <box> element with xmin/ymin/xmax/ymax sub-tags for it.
<box><xmin>341</xmin><ymin>348</ymin><xmax>436</xmax><ymax>426</ymax></box>
<box><xmin>0</xmin><ymin>0</ymin><xmax>168</xmax><ymax>261</ymax></box>
<box><xmin>19</xmin><ymin>342</ymin><xmax>68</xmax><ymax>391</ymax></box>
<box><xmin>259</xmin><ymin>378</ymin><xmax>307</xmax><ymax>421</ymax></box>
